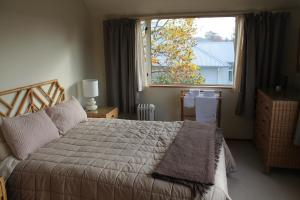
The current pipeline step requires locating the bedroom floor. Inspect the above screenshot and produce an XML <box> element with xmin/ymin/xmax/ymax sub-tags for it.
<box><xmin>227</xmin><ymin>140</ymin><xmax>300</xmax><ymax>200</ymax></box>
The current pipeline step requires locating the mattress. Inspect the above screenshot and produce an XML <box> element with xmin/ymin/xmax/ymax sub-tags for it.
<box><xmin>7</xmin><ymin>118</ymin><xmax>231</xmax><ymax>200</ymax></box>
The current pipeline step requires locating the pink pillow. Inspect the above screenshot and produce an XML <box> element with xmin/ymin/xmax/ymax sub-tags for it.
<box><xmin>0</xmin><ymin>118</ymin><xmax>13</xmax><ymax>161</ymax></box>
<box><xmin>46</xmin><ymin>97</ymin><xmax>87</xmax><ymax>134</ymax></box>
<box><xmin>1</xmin><ymin>111</ymin><xmax>59</xmax><ymax>160</ymax></box>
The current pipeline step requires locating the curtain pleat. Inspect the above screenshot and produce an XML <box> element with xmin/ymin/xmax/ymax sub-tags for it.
<box><xmin>235</xmin><ymin>12</ymin><xmax>289</xmax><ymax>117</ymax></box>
<box><xmin>233</xmin><ymin>16</ymin><xmax>245</xmax><ymax>91</ymax></box>
<box><xmin>103</xmin><ymin>19</ymin><xmax>137</xmax><ymax>114</ymax></box>
<box><xmin>135</xmin><ymin>20</ymin><xmax>147</xmax><ymax>92</ymax></box>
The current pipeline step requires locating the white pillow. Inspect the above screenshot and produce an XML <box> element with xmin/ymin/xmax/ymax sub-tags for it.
<box><xmin>46</xmin><ymin>97</ymin><xmax>87</xmax><ymax>134</ymax></box>
<box><xmin>1</xmin><ymin>110</ymin><xmax>60</xmax><ymax>160</ymax></box>
<box><xmin>0</xmin><ymin>156</ymin><xmax>20</xmax><ymax>181</ymax></box>
<box><xmin>0</xmin><ymin>118</ymin><xmax>13</xmax><ymax>161</ymax></box>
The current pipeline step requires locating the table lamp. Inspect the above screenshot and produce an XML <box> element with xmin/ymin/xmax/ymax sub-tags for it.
<box><xmin>82</xmin><ymin>79</ymin><xmax>99</xmax><ymax>111</ymax></box>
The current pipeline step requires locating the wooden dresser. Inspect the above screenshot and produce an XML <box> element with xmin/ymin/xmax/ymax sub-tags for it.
<box><xmin>255</xmin><ymin>89</ymin><xmax>300</xmax><ymax>173</ymax></box>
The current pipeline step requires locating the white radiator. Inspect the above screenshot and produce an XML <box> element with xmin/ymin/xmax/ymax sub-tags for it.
<box><xmin>137</xmin><ymin>104</ymin><xmax>155</xmax><ymax>121</ymax></box>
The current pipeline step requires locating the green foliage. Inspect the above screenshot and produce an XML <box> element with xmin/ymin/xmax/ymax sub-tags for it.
<box><xmin>151</xmin><ymin>18</ymin><xmax>205</xmax><ymax>85</ymax></box>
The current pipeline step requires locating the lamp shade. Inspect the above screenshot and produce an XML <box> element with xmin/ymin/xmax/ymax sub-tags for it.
<box><xmin>82</xmin><ymin>79</ymin><xmax>99</xmax><ymax>97</ymax></box>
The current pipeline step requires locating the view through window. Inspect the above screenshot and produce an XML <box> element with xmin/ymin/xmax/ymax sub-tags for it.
<box><xmin>146</xmin><ymin>17</ymin><xmax>237</xmax><ymax>86</ymax></box>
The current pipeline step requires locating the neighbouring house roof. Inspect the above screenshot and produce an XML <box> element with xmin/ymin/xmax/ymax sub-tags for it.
<box><xmin>154</xmin><ymin>40</ymin><xmax>235</xmax><ymax>68</ymax></box>
<box><xmin>192</xmin><ymin>40</ymin><xmax>235</xmax><ymax>68</ymax></box>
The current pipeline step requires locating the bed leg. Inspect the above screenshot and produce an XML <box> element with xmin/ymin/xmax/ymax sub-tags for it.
<box><xmin>0</xmin><ymin>177</ymin><xmax>7</xmax><ymax>200</ymax></box>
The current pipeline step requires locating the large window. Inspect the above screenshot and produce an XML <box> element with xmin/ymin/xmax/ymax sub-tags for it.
<box><xmin>142</xmin><ymin>17</ymin><xmax>237</xmax><ymax>86</ymax></box>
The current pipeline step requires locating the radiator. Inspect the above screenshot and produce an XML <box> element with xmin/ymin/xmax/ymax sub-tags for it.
<box><xmin>137</xmin><ymin>104</ymin><xmax>155</xmax><ymax>121</ymax></box>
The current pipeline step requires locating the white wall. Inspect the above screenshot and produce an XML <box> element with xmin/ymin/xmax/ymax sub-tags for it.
<box><xmin>0</xmin><ymin>0</ymin><xmax>93</xmax><ymax>100</ymax></box>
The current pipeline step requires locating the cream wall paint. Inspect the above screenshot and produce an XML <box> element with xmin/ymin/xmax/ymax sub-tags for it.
<box><xmin>83</xmin><ymin>0</ymin><xmax>300</xmax><ymax>16</ymax></box>
<box><xmin>0</xmin><ymin>0</ymin><xmax>93</xmax><ymax>101</ymax></box>
<box><xmin>138</xmin><ymin>87</ymin><xmax>253</xmax><ymax>139</ymax></box>
<box><xmin>90</xmin><ymin>2</ymin><xmax>299</xmax><ymax>139</ymax></box>
<box><xmin>90</xmin><ymin>17</ymin><xmax>107</xmax><ymax>106</ymax></box>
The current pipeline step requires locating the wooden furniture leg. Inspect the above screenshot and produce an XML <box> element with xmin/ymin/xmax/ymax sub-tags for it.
<box><xmin>0</xmin><ymin>177</ymin><xmax>7</xmax><ymax>200</ymax></box>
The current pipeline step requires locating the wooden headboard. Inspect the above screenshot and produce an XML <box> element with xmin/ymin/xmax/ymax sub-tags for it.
<box><xmin>0</xmin><ymin>80</ymin><xmax>65</xmax><ymax>117</ymax></box>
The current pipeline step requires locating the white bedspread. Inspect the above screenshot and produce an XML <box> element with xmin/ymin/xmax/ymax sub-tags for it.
<box><xmin>7</xmin><ymin>118</ymin><xmax>231</xmax><ymax>200</ymax></box>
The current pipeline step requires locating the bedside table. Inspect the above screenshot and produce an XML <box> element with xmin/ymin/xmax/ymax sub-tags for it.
<box><xmin>0</xmin><ymin>177</ymin><xmax>7</xmax><ymax>200</ymax></box>
<box><xmin>86</xmin><ymin>107</ymin><xmax>118</xmax><ymax>119</ymax></box>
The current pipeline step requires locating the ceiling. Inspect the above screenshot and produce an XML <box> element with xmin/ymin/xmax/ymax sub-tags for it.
<box><xmin>82</xmin><ymin>0</ymin><xmax>300</xmax><ymax>16</ymax></box>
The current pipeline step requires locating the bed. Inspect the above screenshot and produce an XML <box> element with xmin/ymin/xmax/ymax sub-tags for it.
<box><xmin>0</xmin><ymin>80</ymin><xmax>233</xmax><ymax>200</ymax></box>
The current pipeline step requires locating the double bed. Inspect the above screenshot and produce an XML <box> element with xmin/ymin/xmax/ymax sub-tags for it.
<box><xmin>0</xmin><ymin>80</ymin><xmax>233</xmax><ymax>200</ymax></box>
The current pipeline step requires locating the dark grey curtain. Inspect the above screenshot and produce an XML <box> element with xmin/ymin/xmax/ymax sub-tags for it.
<box><xmin>103</xmin><ymin>19</ymin><xmax>137</xmax><ymax>114</ymax></box>
<box><xmin>236</xmin><ymin>12</ymin><xmax>289</xmax><ymax>117</ymax></box>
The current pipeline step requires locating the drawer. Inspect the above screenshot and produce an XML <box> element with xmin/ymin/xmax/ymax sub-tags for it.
<box><xmin>255</xmin><ymin>115</ymin><xmax>270</xmax><ymax>148</ymax></box>
<box><xmin>255</xmin><ymin>124</ymin><xmax>270</xmax><ymax>143</ymax></box>
<box><xmin>87</xmin><ymin>107</ymin><xmax>119</xmax><ymax>119</ymax></box>
<box><xmin>255</xmin><ymin>128</ymin><xmax>270</xmax><ymax>161</ymax></box>
<box><xmin>257</xmin><ymin>92</ymin><xmax>272</xmax><ymax>116</ymax></box>
<box><xmin>269</xmin><ymin>137</ymin><xmax>300</xmax><ymax>156</ymax></box>
<box><xmin>255</xmin><ymin>112</ymin><xmax>271</xmax><ymax>133</ymax></box>
<box><xmin>269</xmin><ymin>101</ymin><xmax>299</xmax><ymax>138</ymax></box>
<box><xmin>270</xmin><ymin>125</ymin><xmax>297</xmax><ymax>139</ymax></box>
<box><xmin>255</xmin><ymin>105</ymin><xmax>271</xmax><ymax>152</ymax></box>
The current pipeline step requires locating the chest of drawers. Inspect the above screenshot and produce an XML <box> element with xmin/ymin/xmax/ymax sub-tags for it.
<box><xmin>255</xmin><ymin>89</ymin><xmax>300</xmax><ymax>173</ymax></box>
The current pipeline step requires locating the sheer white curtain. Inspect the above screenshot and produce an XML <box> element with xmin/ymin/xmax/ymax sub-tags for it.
<box><xmin>135</xmin><ymin>20</ymin><xmax>148</xmax><ymax>92</ymax></box>
<box><xmin>233</xmin><ymin>15</ymin><xmax>245</xmax><ymax>91</ymax></box>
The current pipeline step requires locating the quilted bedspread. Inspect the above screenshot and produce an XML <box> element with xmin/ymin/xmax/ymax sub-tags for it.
<box><xmin>7</xmin><ymin>119</ymin><xmax>230</xmax><ymax>200</ymax></box>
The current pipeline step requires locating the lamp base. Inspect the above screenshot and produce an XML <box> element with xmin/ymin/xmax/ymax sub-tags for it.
<box><xmin>86</xmin><ymin>97</ymin><xmax>98</xmax><ymax>111</ymax></box>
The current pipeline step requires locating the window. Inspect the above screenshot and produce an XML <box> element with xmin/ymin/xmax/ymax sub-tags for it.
<box><xmin>141</xmin><ymin>17</ymin><xmax>237</xmax><ymax>87</ymax></box>
<box><xmin>228</xmin><ymin>69</ymin><xmax>233</xmax><ymax>82</ymax></box>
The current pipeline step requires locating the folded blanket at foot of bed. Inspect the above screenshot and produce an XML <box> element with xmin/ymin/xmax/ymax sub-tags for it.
<box><xmin>152</xmin><ymin>121</ymin><xmax>234</xmax><ymax>198</ymax></box>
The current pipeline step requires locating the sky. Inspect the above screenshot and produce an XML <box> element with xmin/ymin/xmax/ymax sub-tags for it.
<box><xmin>194</xmin><ymin>17</ymin><xmax>236</xmax><ymax>40</ymax></box>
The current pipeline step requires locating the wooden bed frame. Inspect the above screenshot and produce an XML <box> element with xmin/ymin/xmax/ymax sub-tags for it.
<box><xmin>0</xmin><ymin>79</ymin><xmax>65</xmax><ymax>118</ymax></box>
<box><xmin>180</xmin><ymin>90</ymin><xmax>222</xmax><ymax>127</ymax></box>
<box><xmin>0</xmin><ymin>80</ymin><xmax>65</xmax><ymax>200</ymax></box>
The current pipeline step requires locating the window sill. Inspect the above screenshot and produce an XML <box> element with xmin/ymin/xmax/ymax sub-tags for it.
<box><xmin>148</xmin><ymin>84</ymin><xmax>234</xmax><ymax>89</ymax></box>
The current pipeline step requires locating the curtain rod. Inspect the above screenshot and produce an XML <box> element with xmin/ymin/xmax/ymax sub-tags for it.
<box><xmin>115</xmin><ymin>7</ymin><xmax>294</xmax><ymax>20</ymax></box>
<box><xmin>133</xmin><ymin>12</ymin><xmax>243</xmax><ymax>20</ymax></box>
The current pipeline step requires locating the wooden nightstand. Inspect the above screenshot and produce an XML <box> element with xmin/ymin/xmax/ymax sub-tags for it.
<box><xmin>86</xmin><ymin>107</ymin><xmax>118</xmax><ymax>119</ymax></box>
<box><xmin>0</xmin><ymin>177</ymin><xmax>7</xmax><ymax>200</ymax></box>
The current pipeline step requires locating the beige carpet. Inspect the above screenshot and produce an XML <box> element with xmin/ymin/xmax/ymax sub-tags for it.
<box><xmin>227</xmin><ymin>140</ymin><xmax>300</xmax><ymax>200</ymax></box>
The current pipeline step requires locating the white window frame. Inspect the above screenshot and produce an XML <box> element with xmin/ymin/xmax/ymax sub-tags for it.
<box><xmin>142</xmin><ymin>16</ymin><xmax>240</xmax><ymax>89</ymax></box>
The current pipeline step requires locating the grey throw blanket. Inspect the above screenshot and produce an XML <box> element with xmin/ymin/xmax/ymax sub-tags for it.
<box><xmin>152</xmin><ymin>121</ymin><xmax>223</xmax><ymax>197</ymax></box>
